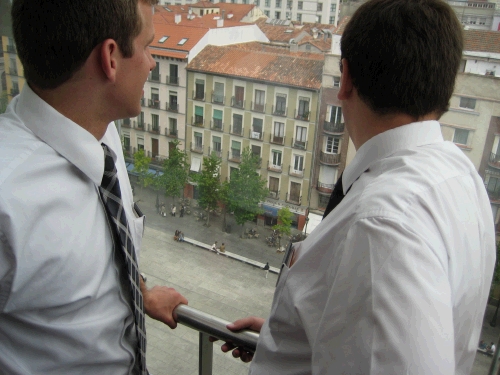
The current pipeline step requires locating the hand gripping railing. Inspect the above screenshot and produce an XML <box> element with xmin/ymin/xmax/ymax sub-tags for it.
<box><xmin>173</xmin><ymin>304</ymin><xmax>259</xmax><ymax>375</ymax></box>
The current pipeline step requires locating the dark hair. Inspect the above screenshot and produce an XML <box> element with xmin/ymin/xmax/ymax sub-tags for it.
<box><xmin>11</xmin><ymin>0</ymin><xmax>158</xmax><ymax>89</ymax></box>
<box><xmin>340</xmin><ymin>0</ymin><xmax>463</xmax><ymax>118</ymax></box>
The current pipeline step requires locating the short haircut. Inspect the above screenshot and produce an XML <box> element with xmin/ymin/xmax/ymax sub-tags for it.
<box><xmin>340</xmin><ymin>0</ymin><xmax>463</xmax><ymax>119</ymax></box>
<box><xmin>12</xmin><ymin>0</ymin><xmax>158</xmax><ymax>90</ymax></box>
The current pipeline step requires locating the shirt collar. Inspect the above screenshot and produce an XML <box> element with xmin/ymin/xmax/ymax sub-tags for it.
<box><xmin>15</xmin><ymin>84</ymin><xmax>105</xmax><ymax>185</ymax></box>
<box><xmin>342</xmin><ymin>120</ymin><xmax>444</xmax><ymax>194</ymax></box>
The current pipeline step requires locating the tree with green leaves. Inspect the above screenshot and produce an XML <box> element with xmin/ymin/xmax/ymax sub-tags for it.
<box><xmin>194</xmin><ymin>151</ymin><xmax>222</xmax><ymax>226</ymax></box>
<box><xmin>225</xmin><ymin>148</ymin><xmax>268</xmax><ymax>233</ymax></box>
<box><xmin>273</xmin><ymin>206</ymin><xmax>293</xmax><ymax>249</ymax></box>
<box><xmin>0</xmin><ymin>91</ymin><xmax>8</xmax><ymax>114</ymax></box>
<box><xmin>161</xmin><ymin>140</ymin><xmax>189</xmax><ymax>204</ymax></box>
<box><xmin>132</xmin><ymin>149</ymin><xmax>152</xmax><ymax>190</ymax></box>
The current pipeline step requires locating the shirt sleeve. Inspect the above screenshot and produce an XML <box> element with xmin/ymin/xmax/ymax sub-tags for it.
<box><xmin>311</xmin><ymin>216</ymin><xmax>454</xmax><ymax>375</ymax></box>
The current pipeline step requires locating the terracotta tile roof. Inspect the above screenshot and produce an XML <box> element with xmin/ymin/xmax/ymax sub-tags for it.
<box><xmin>334</xmin><ymin>16</ymin><xmax>350</xmax><ymax>35</ymax></box>
<box><xmin>298</xmin><ymin>35</ymin><xmax>332</xmax><ymax>52</ymax></box>
<box><xmin>149</xmin><ymin>21</ymin><xmax>209</xmax><ymax>56</ymax></box>
<box><xmin>187</xmin><ymin>43</ymin><xmax>324</xmax><ymax>90</ymax></box>
<box><xmin>464</xmin><ymin>29</ymin><xmax>500</xmax><ymax>54</ymax></box>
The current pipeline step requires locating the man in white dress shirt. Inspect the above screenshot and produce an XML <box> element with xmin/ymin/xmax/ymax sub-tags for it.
<box><xmin>219</xmin><ymin>0</ymin><xmax>496</xmax><ymax>374</ymax></box>
<box><xmin>0</xmin><ymin>0</ymin><xmax>187</xmax><ymax>374</ymax></box>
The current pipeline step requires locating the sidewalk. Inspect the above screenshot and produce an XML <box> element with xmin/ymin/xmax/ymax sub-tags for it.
<box><xmin>133</xmin><ymin>184</ymin><xmax>287</xmax><ymax>269</ymax></box>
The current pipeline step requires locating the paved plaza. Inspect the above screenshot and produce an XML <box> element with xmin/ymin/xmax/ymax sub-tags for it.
<box><xmin>135</xmin><ymin>185</ymin><xmax>500</xmax><ymax>375</ymax></box>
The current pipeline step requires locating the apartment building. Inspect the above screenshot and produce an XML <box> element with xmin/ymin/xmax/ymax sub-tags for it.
<box><xmin>122</xmin><ymin>3</ymin><xmax>268</xmax><ymax>167</ymax></box>
<box><xmin>185</xmin><ymin>42</ymin><xmax>324</xmax><ymax>229</ymax></box>
<box><xmin>1</xmin><ymin>36</ymin><xmax>25</xmax><ymax>104</ymax></box>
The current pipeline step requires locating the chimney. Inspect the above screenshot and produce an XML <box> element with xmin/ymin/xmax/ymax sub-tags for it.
<box><xmin>222</xmin><ymin>9</ymin><xmax>226</xmax><ymax>19</ymax></box>
<box><xmin>175</xmin><ymin>14</ymin><xmax>181</xmax><ymax>24</ymax></box>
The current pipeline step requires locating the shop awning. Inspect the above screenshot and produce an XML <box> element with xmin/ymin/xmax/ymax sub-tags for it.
<box><xmin>262</xmin><ymin>204</ymin><xmax>279</xmax><ymax>217</ymax></box>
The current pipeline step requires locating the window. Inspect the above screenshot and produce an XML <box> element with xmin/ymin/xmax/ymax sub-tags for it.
<box><xmin>254</xmin><ymin>89</ymin><xmax>265</xmax><ymax>112</ymax></box>
<box><xmin>297</xmin><ymin>13</ymin><xmax>302</xmax><ymax>22</ymax></box>
<box><xmin>194</xmin><ymin>132</ymin><xmax>203</xmax><ymax>149</ymax></box>
<box><xmin>255</xmin><ymin>0</ymin><xmax>260</xmax><ymax>5</ymax></box>
<box><xmin>137</xmin><ymin>137</ymin><xmax>144</xmax><ymax>150</ymax></box>
<box><xmin>195</xmin><ymin>79</ymin><xmax>205</xmax><ymax>100</ymax></box>
<box><xmin>306</xmin><ymin>44</ymin><xmax>311</xmax><ymax>51</ymax></box>
<box><xmin>271</xmin><ymin>150</ymin><xmax>282</xmax><ymax>168</ymax></box>
<box><xmin>269</xmin><ymin>176</ymin><xmax>279</xmax><ymax>194</ymax></box>
<box><xmin>319</xmin><ymin>194</ymin><xmax>330</xmax><ymax>208</ymax></box>
<box><xmin>234</xmin><ymin>86</ymin><xmax>244</xmax><ymax>108</ymax></box>
<box><xmin>252</xmin><ymin>118</ymin><xmax>263</xmax><ymax>139</ymax></box>
<box><xmin>230</xmin><ymin>166</ymin><xmax>238</xmax><ymax>178</ymax></box>
<box><xmin>327</xmin><ymin>105</ymin><xmax>342</xmax><ymax>124</ymax></box>
<box><xmin>333</xmin><ymin>76</ymin><xmax>340</xmax><ymax>87</ymax></box>
<box><xmin>273</xmin><ymin>122</ymin><xmax>285</xmax><ymax>143</ymax></box>
<box><xmin>169</xmin><ymin>64</ymin><xmax>179</xmax><ymax>84</ymax></box>
<box><xmin>487</xmin><ymin>177</ymin><xmax>500</xmax><ymax>196</ymax></box>
<box><xmin>329</xmin><ymin>16</ymin><xmax>335</xmax><ymax>24</ymax></box>
<box><xmin>325</xmin><ymin>136</ymin><xmax>340</xmax><ymax>153</ymax></box>
<box><xmin>330</xmin><ymin>3</ymin><xmax>336</xmax><ymax>11</ymax></box>
<box><xmin>123</xmin><ymin>135</ymin><xmax>130</xmax><ymax>150</ymax></box>
<box><xmin>169</xmin><ymin>91</ymin><xmax>178</xmax><ymax>111</ymax></box>
<box><xmin>264</xmin><ymin>10</ymin><xmax>270</xmax><ymax>16</ymax></box>
<box><xmin>265</xmin><ymin>0</ymin><xmax>270</xmax><ymax>6</ymax></box>
<box><xmin>252</xmin><ymin>145</ymin><xmax>261</xmax><ymax>158</ymax></box>
<box><xmin>453</xmin><ymin>129</ymin><xmax>469</xmax><ymax>146</ymax></box>
<box><xmin>151</xmin><ymin>62</ymin><xmax>160</xmax><ymax>81</ymax></box>
<box><xmin>138</xmin><ymin>111</ymin><xmax>145</xmax><ymax>127</ymax></box>
<box><xmin>317</xmin><ymin>3</ymin><xmax>322</xmax><ymax>11</ymax></box>
<box><xmin>459</xmin><ymin>97</ymin><xmax>476</xmax><ymax>110</ymax></box>
<box><xmin>276</xmin><ymin>0</ymin><xmax>281</xmax><ymax>7</ymax></box>
<box><xmin>194</xmin><ymin>105</ymin><xmax>204</xmax><ymax>125</ymax></box>
<box><xmin>275</xmin><ymin>93</ymin><xmax>287</xmax><ymax>115</ymax></box>
<box><xmin>275</xmin><ymin>11</ymin><xmax>281</xmax><ymax>18</ymax></box>
<box><xmin>213</xmin><ymin>82</ymin><xmax>224</xmax><ymax>104</ymax></box>
<box><xmin>293</xmin><ymin>154</ymin><xmax>304</xmax><ymax>171</ymax></box>
<box><xmin>213</xmin><ymin>136</ymin><xmax>222</xmax><ymax>152</ymax></box>
<box><xmin>169</xmin><ymin>118</ymin><xmax>177</xmax><ymax>136</ymax></box>
<box><xmin>151</xmin><ymin>114</ymin><xmax>159</xmax><ymax>131</ymax></box>
<box><xmin>295</xmin><ymin>126</ymin><xmax>307</xmax><ymax>148</ymax></box>
<box><xmin>178</xmin><ymin>38</ymin><xmax>188</xmax><ymax>45</ymax></box>
<box><xmin>289</xmin><ymin>181</ymin><xmax>301</xmax><ymax>203</ymax></box>
<box><xmin>10</xmin><ymin>58</ymin><xmax>17</xmax><ymax>75</ymax></box>
<box><xmin>479</xmin><ymin>17</ymin><xmax>486</xmax><ymax>25</ymax></box>
<box><xmin>159</xmin><ymin>36</ymin><xmax>169</xmax><ymax>43</ymax></box>
<box><xmin>298</xmin><ymin>1</ymin><xmax>303</xmax><ymax>9</ymax></box>
<box><xmin>232</xmin><ymin>114</ymin><xmax>243</xmax><ymax>134</ymax></box>
<box><xmin>151</xmin><ymin>87</ymin><xmax>159</xmax><ymax>107</ymax></box>
<box><xmin>317</xmin><ymin>15</ymin><xmax>321</xmax><ymax>23</ymax></box>
<box><xmin>231</xmin><ymin>140</ymin><xmax>241</xmax><ymax>158</ymax></box>
<box><xmin>287</xmin><ymin>0</ymin><xmax>292</xmax><ymax>8</ymax></box>
<box><xmin>213</xmin><ymin>109</ymin><xmax>223</xmax><ymax>130</ymax></box>
<box><xmin>297</xmin><ymin>97</ymin><xmax>310</xmax><ymax>119</ymax></box>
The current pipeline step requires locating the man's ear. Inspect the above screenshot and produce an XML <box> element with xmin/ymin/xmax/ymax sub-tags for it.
<box><xmin>337</xmin><ymin>58</ymin><xmax>353</xmax><ymax>101</ymax></box>
<box><xmin>100</xmin><ymin>39</ymin><xmax>119</xmax><ymax>83</ymax></box>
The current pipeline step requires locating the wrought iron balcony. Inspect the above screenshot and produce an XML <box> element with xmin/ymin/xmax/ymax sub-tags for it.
<box><xmin>211</xmin><ymin>92</ymin><xmax>225</xmax><ymax>105</ymax></box>
<box><xmin>270</xmin><ymin>134</ymin><xmax>285</xmax><ymax>145</ymax></box>
<box><xmin>320</xmin><ymin>151</ymin><xmax>341</xmax><ymax>165</ymax></box>
<box><xmin>147</xmin><ymin>152</ymin><xmax>167</xmax><ymax>166</ymax></box>
<box><xmin>288</xmin><ymin>165</ymin><xmax>304</xmax><ymax>178</ymax></box>
<box><xmin>249</xmin><ymin>129</ymin><xmax>264</xmax><ymax>141</ymax></box>
<box><xmin>210</xmin><ymin>120</ymin><xmax>224</xmax><ymax>132</ymax></box>
<box><xmin>167</xmin><ymin>75</ymin><xmax>179</xmax><ymax>85</ymax></box>
<box><xmin>317</xmin><ymin>180</ymin><xmax>334</xmax><ymax>193</ymax></box>
<box><xmin>231</xmin><ymin>96</ymin><xmax>245</xmax><ymax>109</ymax></box>
<box><xmin>148</xmin><ymin>72</ymin><xmax>161</xmax><ymax>83</ymax></box>
<box><xmin>165</xmin><ymin>128</ymin><xmax>178</xmax><ymax>138</ymax></box>
<box><xmin>148</xmin><ymin>99</ymin><xmax>160</xmax><ymax>109</ymax></box>
<box><xmin>140</xmin><ymin>97</ymin><xmax>145</xmax><ymax>106</ymax></box>
<box><xmin>166</xmin><ymin>102</ymin><xmax>178</xmax><ymax>112</ymax></box>
<box><xmin>268</xmin><ymin>190</ymin><xmax>280</xmax><ymax>200</ymax></box>
<box><xmin>230</xmin><ymin>125</ymin><xmax>243</xmax><ymax>136</ymax></box>
<box><xmin>295</xmin><ymin>110</ymin><xmax>310</xmax><ymax>121</ymax></box>
<box><xmin>122</xmin><ymin>118</ymin><xmax>132</xmax><ymax>128</ymax></box>
<box><xmin>133</xmin><ymin>120</ymin><xmax>145</xmax><ymax>130</ymax></box>
<box><xmin>192</xmin><ymin>116</ymin><xmax>205</xmax><ymax>128</ymax></box>
<box><xmin>5</xmin><ymin>44</ymin><xmax>16</xmax><ymax>54</ymax></box>
<box><xmin>208</xmin><ymin>147</ymin><xmax>222</xmax><ymax>158</ymax></box>
<box><xmin>272</xmin><ymin>105</ymin><xmax>287</xmax><ymax>117</ymax></box>
<box><xmin>147</xmin><ymin>124</ymin><xmax>160</xmax><ymax>134</ymax></box>
<box><xmin>191</xmin><ymin>142</ymin><xmax>204</xmax><ymax>154</ymax></box>
<box><xmin>228</xmin><ymin>150</ymin><xmax>241</xmax><ymax>163</ymax></box>
<box><xmin>292</xmin><ymin>138</ymin><xmax>307</xmax><ymax>150</ymax></box>
<box><xmin>251</xmin><ymin>101</ymin><xmax>266</xmax><ymax>113</ymax></box>
<box><xmin>267</xmin><ymin>160</ymin><xmax>282</xmax><ymax>172</ymax></box>
<box><xmin>285</xmin><ymin>192</ymin><xmax>302</xmax><ymax>206</ymax></box>
<box><xmin>489</xmin><ymin>152</ymin><xmax>500</xmax><ymax>169</ymax></box>
<box><xmin>193</xmin><ymin>90</ymin><xmax>205</xmax><ymax>101</ymax></box>
<box><xmin>323</xmin><ymin>121</ymin><xmax>345</xmax><ymax>134</ymax></box>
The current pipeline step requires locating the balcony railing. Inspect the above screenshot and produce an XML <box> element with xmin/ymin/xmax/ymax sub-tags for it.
<box><xmin>122</xmin><ymin>119</ymin><xmax>132</xmax><ymax>128</ymax></box>
<box><xmin>173</xmin><ymin>304</ymin><xmax>259</xmax><ymax>375</ymax></box>
<box><xmin>10</xmin><ymin>88</ymin><xmax>19</xmax><ymax>97</ymax></box>
<box><xmin>295</xmin><ymin>110</ymin><xmax>310</xmax><ymax>121</ymax></box>
<box><xmin>270</xmin><ymin>134</ymin><xmax>285</xmax><ymax>145</ymax></box>
<box><xmin>191</xmin><ymin>142</ymin><xmax>204</xmax><ymax>154</ymax></box>
<box><xmin>148</xmin><ymin>73</ymin><xmax>161</xmax><ymax>82</ymax></box>
<box><xmin>148</xmin><ymin>99</ymin><xmax>160</xmax><ymax>109</ymax></box>
<box><xmin>193</xmin><ymin>90</ymin><xmax>205</xmax><ymax>101</ymax></box>
<box><xmin>251</xmin><ymin>101</ymin><xmax>266</xmax><ymax>113</ymax></box>
<box><xmin>147</xmin><ymin>151</ymin><xmax>167</xmax><ymax>166</ymax></box>
<box><xmin>133</xmin><ymin>120</ymin><xmax>145</xmax><ymax>130</ymax></box>
<box><xmin>268</xmin><ymin>190</ymin><xmax>280</xmax><ymax>200</ymax></box>
<box><xmin>166</xmin><ymin>102</ymin><xmax>178</xmax><ymax>112</ymax></box>
<box><xmin>211</xmin><ymin>92</ymin><xmax>225</xmax><ymax>105</ymax></box>
<box><xmin>267</xmin><ymin>160</ymin><xmax>282</xmax><ymax>172</ymax></box>
<box><xmin>5</xmin><ymin>44</ymin><xmax>16</xmax><ymax>54</ymax></box>
<box><xmin>323</xmin><ymin>121</ymin><xmax>345</xmax><ymax>134</ymax></box>
<box><xmin>489</xmin><ymin>152</ymin><xmax>500</xmax><ymax>169</ymax></box>
<box><xmin>272</xmin><ymin>105</ymin><xmax>287</xmax><ymax>117</ymax></box>
<box><xmin>228</xmin><ymin>150</ymin><xmax>241</xmax><ymax>163</ymax></box>
<box><xmin>140</xmin><ymin>97</ymin><xmax>145</xmax><ymax>106</ymax></box>
<box><xmin>288</xmin><ymin>165</ymin><xmax>304</xmax><ymax>178</ymax></box>
<box><xmin>210</xmin><ymin>120</ymin><xmax>224</xmax><ymax>132</ymax></box>
<box><xmin>9</xmin><ymin>69</ymin><xmax>18</xmax><ymax>76</ymax></box>
<box><xmin>192</xmin><ymin>116</ymin><xmax>205</xmax><ymax>128</ymax></box>
<box><xmin>317</xmin><ymin>180</ymin><xmax>334</xmax><ymax>193</ymax></box>
<box><xmin>165</xmin><ymin>128</ymin><xmax>178</xmax><ymax>138</ymax></box>
<box><xmin>167</xmin><ymin>75</ymin><xmax>179</xmax><ymax>85</ymax></box>
<box><xmin>147</xmin><ymin>124</ymin><xmax>160</xmax><ymax>134</ymax></box>
<box><xmin>286</xmin><ymin>192</ymin><xmax>302</xmax><ymax>206</ymax></box>
<box><xmin>230</xmin><ymin>125</ymin><xmax>243</xmax><ymax>136</ymax></box>
<box><xmin>231</xmin><ymin>97</ymin><xmax>245</xmax><ymax>109</ymax></box>
<box><xmin>249</xmin><ymin>129</ymin><xmax>264</xmax><ymax>141</ymax></box>
<box><xmin>208</xmin><ymin>147</ymin><xmax>222</xmax><ymax>158</ymax></box>
<box><xmin>320</xmin><ymin>151</ymin><xmax>341</xmax><ymax>165</ymax></box>
<box><xmin>292</xmin><ymin>138</ymin><xmax>307</xmax><ymax>150</ymax></box>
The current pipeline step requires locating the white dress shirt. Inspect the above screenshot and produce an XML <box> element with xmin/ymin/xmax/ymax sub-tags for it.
<box><xmin>0</xmin><ymin>85</ymin><xmax>144</xmax><ymax>374</ymax></box>
<box><xmin>250</xmin><ymin>121</ymin><xmax>495</xmax><ymax>375</ymax></box>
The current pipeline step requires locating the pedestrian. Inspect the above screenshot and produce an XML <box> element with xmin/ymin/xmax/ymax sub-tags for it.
<box><xmin>0</xmin><ymin>0</ymin><xmax>188</xmax><ymax>373</ymax></box>
<box><xmin>174</xmin><ymin>229</ymin><xmax>179</xmax><ymax>241</ymax></box>
<box><xmin>178</xmin><ymin>231</ymin><xmax>184</xmax><ymax>242</ymax></box>
<box><xmin>219</xmin><ymin>243</ymin><xmax>226</xmax><ymax>253</ymax></box>
<box><xmin>180</xmin><ymin>205</ymin><xmax>185</xmax><ymax>217</ymax></box>
<box><xmin>218</xmin><ymin>0</ymin><xmax>495</xmax><ymax>373</ymax></box>
<box><xmin>262</xmin><ymin>262</ymin><xmax>270</xmax><ymax>279</ymax></box>
<box><xmin>211</xmin><ymin>241</ymin><xmax>218</xmax><ymax>254</ymax></box>
<box><xmin>171</xmin><ymin>205</ymin><xmax>176</xmax><ymax>217</ymax></box>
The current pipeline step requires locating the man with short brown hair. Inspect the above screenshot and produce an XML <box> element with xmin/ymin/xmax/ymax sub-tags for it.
<box><xmin>0</xmin><ymin>1</ymin><xmax>187</xmax><ymax>374</ymax></box>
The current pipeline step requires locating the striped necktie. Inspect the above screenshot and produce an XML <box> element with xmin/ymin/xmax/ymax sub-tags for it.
<box><xmin>98</xmin><ymin>143</ymin><xmax>147</xmax><ymax>375</ymax></box>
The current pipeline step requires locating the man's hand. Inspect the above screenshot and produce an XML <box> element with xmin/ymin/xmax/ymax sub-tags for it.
<box><xmin>210</xmin><ymin>316</ymin><xmax>265</xmax><ymax>363</ymax></box>
<box><xmin>141</xmin><ymin>278</ymin><xmax>188</xmax><ymax>329</ymax></box>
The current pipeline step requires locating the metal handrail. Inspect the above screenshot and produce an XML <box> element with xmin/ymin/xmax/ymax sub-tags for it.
<box><xmin>174</xmin><ymin>304</ymin><xmax>259</xmax><ymax>353</ymax></box>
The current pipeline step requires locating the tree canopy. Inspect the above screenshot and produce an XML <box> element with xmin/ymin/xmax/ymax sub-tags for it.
<box><xmin>161</xmin><ymin>140</ymin><xmax>189</xmax><ymax>202</ymax></box>
<box><xmin>132</xmin><ymin>149</ymin><xmax>152</xmax><ymax>188</ymax></box>
<box><xmin>194</xmin><ymin>151</ymin><xmax>222</xmax><ymax>225</ymax></box>
<box><xmin>273</xmin><ymin>207</ymin><xmax>293</xmax><ymax>248</ymax></box>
